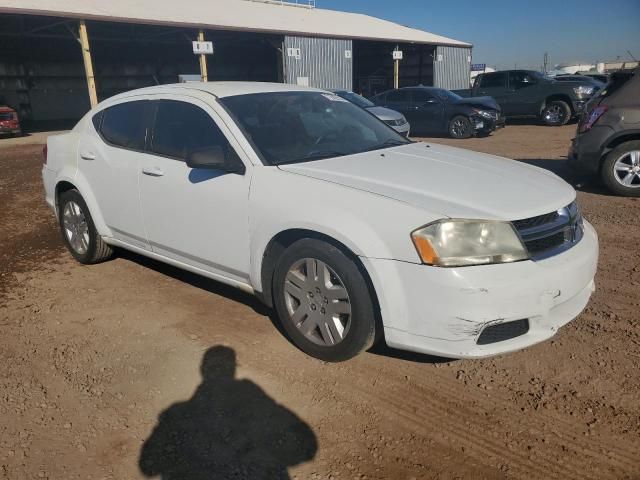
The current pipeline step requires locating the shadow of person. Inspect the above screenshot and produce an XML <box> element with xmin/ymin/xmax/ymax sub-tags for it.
<box><xmin>139</xmin><ymin>346</ymin><xmax>317</xmax><ymax>480</ymax></box>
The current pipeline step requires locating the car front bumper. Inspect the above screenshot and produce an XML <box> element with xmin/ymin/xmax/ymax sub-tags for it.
<box><xmin>568</xmin><ymin>125</ymin><xmax>614</xmax><ymax>177</ymax></box>
<box><xmin>362</xmin><ymin>220</ymin><xmax>599</xmax><ymax>358</ymax></box>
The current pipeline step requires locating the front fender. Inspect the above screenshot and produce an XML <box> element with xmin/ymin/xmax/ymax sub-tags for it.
<box><xmin>248</xmin><ymin>168</ymin><xmax>432</xmax><ymax>292</ymax></box>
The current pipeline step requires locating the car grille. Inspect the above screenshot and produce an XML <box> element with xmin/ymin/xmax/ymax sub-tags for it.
<box><xmin>384</xmin><ymin>118</ymin><xmax>406</xmax><ymax>127</ymax></box>
<box><xmin>0</xmin><ymin>113</ymin><xmax>13</xmax><ymax>121</ymax></box>
<box><xmin>512</xmin><ymin>201</ymin><xmax>584</xmax><ymax>260</ymax></box>
<box><xmin>477</xmin><ymin>319</ymin><xmax>529</xmax><ymax>345</ymax></box>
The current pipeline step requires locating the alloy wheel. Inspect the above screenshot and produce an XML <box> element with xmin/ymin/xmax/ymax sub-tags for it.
<box><xmin>613</xmin><ymin>150</ymin><xmax>640</xmax><ymax>188</ymax></box>
<box><xmin>543</xmin><ymin>104</ymin><xmax>565</xmax><ymax>124</ymax></box>
<box><xmin>62</xmin><ymin>200</ymin><xmax>90</xmax><ymax>255</ymax></box>
<box><xmin>283</xmin><ymin>258</ymin><xmax>352</xmax><ymax>346</ymax></box>
<box><xmin>451</xmin><ymin>118</ymin><xmax>469</xmax><ymax>138</ymax></box>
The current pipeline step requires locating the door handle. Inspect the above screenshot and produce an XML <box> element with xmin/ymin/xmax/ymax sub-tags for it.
<box><xmin>80</xmin><ymin>151</ymin><xmax>96</xmax><ymax>160</ymax></box>
<box><xmin>142</xmin><ymin>166</ymin><xmax>165</xmax><ymax>177</ymax></box>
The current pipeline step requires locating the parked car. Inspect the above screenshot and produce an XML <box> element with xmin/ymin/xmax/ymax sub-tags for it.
<box><xmin>0</xmin><ymin>105</ymin><xmax>21</xmax><ymax>137</ymax></box>
<box><xmin>471</xmin><ymin>70</ymin><xmax>600</xmax><ymax>126</ymax></box>
<box><xmin>371</xmin><ymin>86</ymin><xmax>503</xmax><ymax>139</ymax></box>
<box><xmin>569</xmin><ymin>68</ymin><xmax>640</xmax><ymax>196</ymax></box>
<box><xmin>331</xmin><ymin>90</ymin><xmax>410</xmax><ymax>137</ymax></box>
<box><xmin>42</xmin><ymin>82</ymin><xmax>598</xmax><ymax>362</ymax></box>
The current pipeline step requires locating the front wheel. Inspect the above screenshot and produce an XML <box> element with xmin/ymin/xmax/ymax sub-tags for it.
<box><xmin>273</xmin><ymin>238</ymin><xmax>378</xmax><ymax>362</ymax></box>
<box><xmin>541</xmin><ymin>100</ymin><xmax>571</xmax><ymax>126</ymax></box>
<box><xmin>58</xmin><ymin>189</ymin><xmax>113</xmax><ymax>264</ymax></box>
<box><xmin>601</xmin><ymin>141</ymin><xmax>640</xmax><ymax>197</ymax></box>
<box><xmin>448</xmin><ymin>115</ymin><xmax>473</xmax><ymax>139</ymax></box>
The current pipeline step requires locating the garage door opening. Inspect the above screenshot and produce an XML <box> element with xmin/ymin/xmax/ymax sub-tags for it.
<box><xmin>353</xmin><ymin>40</ymin><xmax>435</xmax><ymax>98</ymax></box>
<box><xmin>0</xmin><ymin>14</ymin><xmax>283</xmax><ymax>129</ymax></box>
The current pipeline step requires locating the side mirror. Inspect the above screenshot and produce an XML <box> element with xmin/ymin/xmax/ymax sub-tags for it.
<box><xmin>186</xmin><ymin>146</ymin><xmax>245</xmax><ymax>174</ymax></box>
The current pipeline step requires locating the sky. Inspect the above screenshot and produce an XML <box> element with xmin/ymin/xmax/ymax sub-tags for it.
<box><xmin>318</xmin><ymin>0</ymin><xmax>640</xmax><ymax>70</ymax></box>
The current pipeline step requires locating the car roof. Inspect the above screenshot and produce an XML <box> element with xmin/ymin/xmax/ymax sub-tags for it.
<box><xmin>108</xmin><ymin>82</ymin><xmax>327</xmax><ymax>102</ymax></box>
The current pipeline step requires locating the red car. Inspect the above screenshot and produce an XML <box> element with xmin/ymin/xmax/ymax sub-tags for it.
<box><xmin>0</xmin><ymin>106</ymin><xmax>21</xmax><ymax>137</ymax></box>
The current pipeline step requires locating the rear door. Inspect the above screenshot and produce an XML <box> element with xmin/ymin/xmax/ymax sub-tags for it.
<box><xmin>475</xmin><ymin>72</ymin><xmax>509</xmax><ymax>110</ymax></box>
<box><xmin>138</xmin><ymin>96</ymin><xmax>252</xmax><ymax>283</ymax></box>
<box><xmin>78</xmin><ymin>99</ymin><xmax>152</xmax><ymax>249</ymax></box>
<box><xmin>382</xmin><ymin>89</ymin><xmax>413</xmax><ymax>117</ymax></box>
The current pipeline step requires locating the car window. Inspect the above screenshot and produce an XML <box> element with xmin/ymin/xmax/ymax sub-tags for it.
<box><xmin>386</xmin><ymin>90</ymin><xmax>411</xmax><ymax>103</ymax></box>
<box><xmin>100</xmin><ymin>101</ymin><xmax>148</xmax><ymax>150</ymax></box>
<box><xmin>479</xmin><ymin>73</ymin><xmax>506</xmax><ymax>89</ymax></box>
<box><xmin>508</xmin><ymin>71</ymin><xmax>537</xmax><ymax>89</ymax></box>
<box><xmin>411</xmin><ymin>90</ymin><xmax>434</xmax><ymax>104</ymax></box>
<box><xmin>150</xmin><ymin>100</ymin><xmax>230</xmax><ymax>160</ymax></box>
<box><xmin>220</xmin><ymin>91</ymin><xmax>409</xmax><ymax>166</ymax></box>
<box><xmin>91</xmin><ymin>110</ymin><xmax>103</xmax><ymax>132</ymax></box>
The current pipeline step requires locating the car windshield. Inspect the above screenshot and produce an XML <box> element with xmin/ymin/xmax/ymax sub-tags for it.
<box><xmin>335</xmin><ymin>91</ymin><xmax>375</xmax><ymax>109</ymax></box>
<box><xmin>220</xmin><ymin>91</ymin><xmax>410</xmax><ymax>165</ymax></box>
<box><xmin>435</xmin><ymin>89</ymin><xmax>462</xmax><ymax>102</ymax></box>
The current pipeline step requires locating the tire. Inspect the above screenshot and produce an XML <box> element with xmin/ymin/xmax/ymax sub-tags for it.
<box><xmin>273</xmin><ymin>238</ymin><xmax>377</xmax><ymax>362</ymax></box>
<box><xmin>448</xmin><ymin>115</ymin><xmax>473</xmax><ymax>139</ymax></box>
<box><xmin>541</xmin><ymin>100</ymin><xmax>571</xmax><ymax>126</ymax></box>
<box><xmin>58</xmin><ymin>189</ymin><xmax>113</xmax><ymax>264</ymax></box>
<box><xmin>601</xmin><ymin>141</ymin><xmax>640</xmax><ymax>197</ymax></box>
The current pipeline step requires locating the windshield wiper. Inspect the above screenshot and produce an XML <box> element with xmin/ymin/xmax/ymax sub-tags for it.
<box><xmin>365</xmin><ymin>138</ymin><xmax>410</xmax><ymax>152</ymax></box>
<box><xmin>276</xmin><ymin>150</ymin><xmax>348</xmax><ymax>165</ymax></box>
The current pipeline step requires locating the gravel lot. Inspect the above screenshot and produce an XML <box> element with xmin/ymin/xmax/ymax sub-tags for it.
<box><xmin>0</xmin><ymin>124</ymin><xmax>639</xmax><ymax>479</ymax></box>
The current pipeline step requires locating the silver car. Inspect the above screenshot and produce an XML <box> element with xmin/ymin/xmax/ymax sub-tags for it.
<box><xmin>332</xmin><ymin>90</ymin><xmax>410</xmax><ymax>137</ymax></box>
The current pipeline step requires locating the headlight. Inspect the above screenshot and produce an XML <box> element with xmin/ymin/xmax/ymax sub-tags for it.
<box><xmin>411</xmin><ymin>219</ymin><xmax>529</xmax><ymax>267</ymax></box>
<box><xmin>472</xmin><ymin>109</ymin><xmax>494</xmax><ymax>119</ymax></box>
<box><xmin>573</xmin><ymin>85</ymin><xmax>594</xmax><ymax>96</ymax></box>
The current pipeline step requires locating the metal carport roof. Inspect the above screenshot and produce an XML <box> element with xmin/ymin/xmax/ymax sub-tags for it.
<box><xmin>0</xmin><ymin>0</ymin><xmax>472</xmax><ymax>47</ymax></box>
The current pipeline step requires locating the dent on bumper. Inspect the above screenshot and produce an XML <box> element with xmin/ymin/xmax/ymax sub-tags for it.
<box><xmin>362</xmin><ymin>221</ymin><xmax>599</xmax><ymax>358</ymax></box>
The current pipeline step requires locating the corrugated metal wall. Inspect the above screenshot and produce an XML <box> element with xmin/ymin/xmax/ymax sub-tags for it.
<box><xmin>283</xmin><ymin>35</ymin><xmax>352</xmax><ymax>90</ymax></box>
<box><xmin>433</xmin><ymin>46</ymin><xmax>472</xmax><ymax>90</ymax></box>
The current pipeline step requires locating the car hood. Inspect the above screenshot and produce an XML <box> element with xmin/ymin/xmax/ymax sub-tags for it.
<box><xmin>452</xmin><ymin>96</ymin><xmax>500</xmax><ymax>111</ymax></box>
<box><xmin>365</xmin><ymin>106</ymin><xmax>404</xmax><ymax>121</ymax></box>
<box><xmin>278</xmin><ymin>142</ymin><xmax>575</xmax><ymax>220</ymax></box>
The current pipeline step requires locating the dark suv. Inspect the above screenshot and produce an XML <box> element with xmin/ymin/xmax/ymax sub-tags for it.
<box><xmin>569</xmin><ymin>69</ymin><xmax>640</xmax><ymax>196</ymax></box>
<box><xmin>471</xmin><ymin>70</ymin><xmax>600</xmax><ymax>126</ymax></box>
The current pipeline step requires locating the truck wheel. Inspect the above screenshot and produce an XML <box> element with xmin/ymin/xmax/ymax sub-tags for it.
<box><xmin>541</xmin><ymin>100</ymin><xmax>571</xmax><ymax>126</ymax></box>
<box><xmin>273</xmin><ymin>238</ymin><xmax>378</xmax><ymax>362</ymax></box>
<box><xmin>58</xmin><ymin>189</ymin><xmax>114</xmax><ymax>264</ymax></box>
<box><xmin>601</xmin><ymin>141</ymin><xmax>640</xmax><ymax>197</ymax></box>
<box><xmin>448</xmin><ymin>116</ymin><xmax>472</xmax><ymax>139</ymax></box>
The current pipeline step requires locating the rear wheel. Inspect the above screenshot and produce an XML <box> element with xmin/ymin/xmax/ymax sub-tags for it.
<box><xmin>448</xmin><ymin>115</ymin><xmax>472</xmax><ymax>139</ymax></box>
<box><xmin>541</xmin><ymin>100</ymin><xmax>571</xmax><ymax>126</ymax></box>
<box><xmin>58</xmin><ymin>189</ymin><xmax>113</xmax><ymax>264</ymax></box>
<box><xmin>601</xmin><ymin>141</ymin><xmax>640</xmax><ymax>197</ymax></box>
<box><xmin>273</xmin><ymin>238</ymin><xmax>377</xmax><ymax>362</ymax></box>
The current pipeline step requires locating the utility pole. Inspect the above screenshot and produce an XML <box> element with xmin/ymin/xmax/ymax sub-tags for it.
<box><xmin>78</xmin><ymin>20</ymin><xmax>98</xmax><ymax>107</ymax></box>
<box><xmin>543</xmin><ymin>52</ymin><xmax>548</xmax><ymax>74</ymax></box>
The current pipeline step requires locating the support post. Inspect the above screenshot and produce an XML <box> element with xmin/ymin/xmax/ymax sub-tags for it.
<box><xmin>393</xmin><ymin>45</ymin><xmax>400</xmax><ymax>89</ymax></box>
<box><xmin>198</xmin><ymin>30</ymin><xmax>208</xmax><ymax>82</ymax></box>
<box><xmin>394</xmin><ymin>59</ymin><xmax>399</xmax><ymax>89</ymax></box>
<box><xmin>78</xmin><ymin>20</ymin><xmax>98</xmax><ymax>107</ymax></box>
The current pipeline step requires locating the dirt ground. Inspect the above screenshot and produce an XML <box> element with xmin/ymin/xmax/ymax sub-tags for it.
<box><xmin>0</xmin><ymin>124</ymin><xmax>639</xmax><ymax>480</ymax></box>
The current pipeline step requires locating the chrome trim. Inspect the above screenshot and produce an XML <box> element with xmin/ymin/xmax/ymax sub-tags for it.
<box><xmin>513</xmin><ymin>201</ymin><xmax>584</xmax><ymax>261</ymax></box>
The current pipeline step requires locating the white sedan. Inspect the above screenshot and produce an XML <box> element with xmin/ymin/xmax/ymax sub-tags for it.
<box><xmin>42</xmin><ymin>82</ymin><xmax>598</xmax><ymax>361</ymax></box>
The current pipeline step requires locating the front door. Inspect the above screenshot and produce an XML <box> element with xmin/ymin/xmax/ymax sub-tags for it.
<box><xmin>138</xmin><ymin>97</ymin><xmax>252</xmax><ymax>283</ymax></box>
<box><xmin>407</xmin><ymin>89</ymin><xmax>445</xmax><ymax>135</ymax></box>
